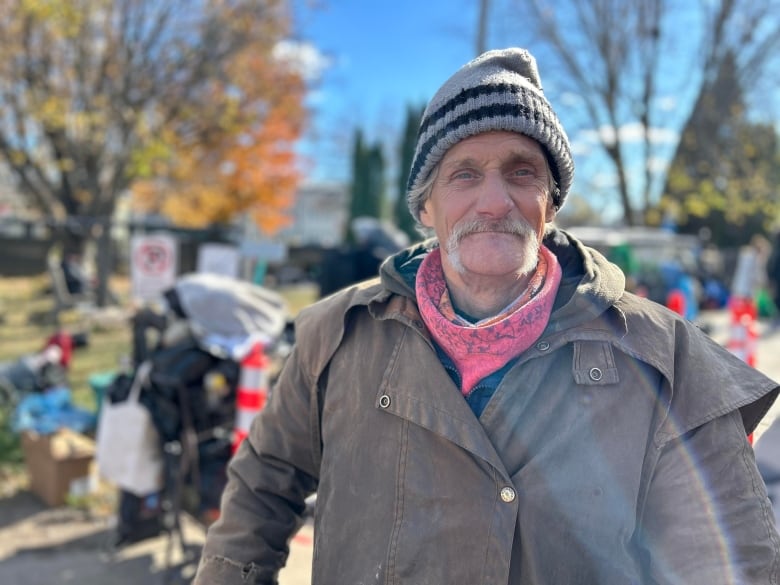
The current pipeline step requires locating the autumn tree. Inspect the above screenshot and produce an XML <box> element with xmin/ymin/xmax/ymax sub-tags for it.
<box><xmin>500</xmin><ymin>0</ymin><xmax>780</xmax><ymax>227</ymax></box>
<box><xmin>131</xmin><ymin>32</ymin><xmax>306</xmax><ymax>236</ymax></box>
<box><xmin>0</xmin><ymin>0</ymin><xmax>305</xmax><ymax>303</ymax></box>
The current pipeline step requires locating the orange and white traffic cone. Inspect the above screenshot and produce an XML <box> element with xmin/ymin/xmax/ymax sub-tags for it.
<box><xmin>727</xmin><ymin>297</ymin><xmax>758</xmax><ymax>367</ymax></box>
<box><xmin>744</xmin><ymin>314</ymin><xmax>758</xmax><ymax>368</ymax></box>
<box><xmin>232</xmin><ymin>342</ymin><xmax>270</xmax><ymax>454</ymax></box>
<box><xmin>666</xmin><ymin>289</ymin><xmax>687</xmax><ymax>317</ymax></box>
<box><xmin>726</xmin><ymin>298</ymin><xmax>758</xmax><ymax>445</ymax></box>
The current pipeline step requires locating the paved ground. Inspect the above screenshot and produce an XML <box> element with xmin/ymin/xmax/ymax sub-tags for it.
<box><xmin>0</xmin><ymin>490</ymin><xmax>314</xmax><ymax>585</ymax></box>
<box><xmin>1</xmin><ymin>309</ymin><xmax>779</xmax><ymax>585</ymax></box>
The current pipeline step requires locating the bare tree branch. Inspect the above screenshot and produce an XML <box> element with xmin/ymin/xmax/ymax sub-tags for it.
<box><xmin>502</xmin><ymin>0</ymin><xmax>780</xmax><ymax>226</ymax></box>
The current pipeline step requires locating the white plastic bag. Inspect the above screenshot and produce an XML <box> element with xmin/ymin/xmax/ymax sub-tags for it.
<box><xmin>95</xmin><ymin>361</ymin><xmax>164</xmax><ymax>495</ymax></box>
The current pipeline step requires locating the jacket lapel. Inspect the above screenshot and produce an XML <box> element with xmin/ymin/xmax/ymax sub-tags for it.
<box><xmin>374</xmin><ymin>326</ymin><xmax>510</xmax><ymax>476</ymax></box>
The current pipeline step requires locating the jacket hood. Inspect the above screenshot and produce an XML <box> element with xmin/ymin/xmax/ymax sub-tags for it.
<box><xmin>379</xmin><ymin>226</ymin><xmax>626</xmax><ymax>330</ymax></box>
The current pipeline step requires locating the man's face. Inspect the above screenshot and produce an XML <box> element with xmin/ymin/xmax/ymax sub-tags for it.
<box><xmin>419</xmin><ymin>131</ymin><xmax>556</xmax><ymax>280</ymax></box>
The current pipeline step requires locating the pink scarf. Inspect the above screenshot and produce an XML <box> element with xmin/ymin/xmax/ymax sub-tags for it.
<box><xmin>416</xmin><ymin>246</ymin><xmax>562</xmax><ymax>395</ymax></box>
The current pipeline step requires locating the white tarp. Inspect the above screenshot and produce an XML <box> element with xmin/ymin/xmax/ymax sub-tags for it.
<box><xmin>173</xmin><ymin>272</ymin><xmax>288</xmax><ymax>359</ymax></box>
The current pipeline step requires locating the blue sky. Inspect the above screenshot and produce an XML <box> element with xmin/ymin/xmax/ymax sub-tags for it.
<box><xmin>290</xmin><ymin>0</ymin><xmax>490</xmax><ymax>185</ymax></box>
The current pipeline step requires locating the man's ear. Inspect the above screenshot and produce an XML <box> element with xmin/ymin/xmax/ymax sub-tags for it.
<box><xmin>545</xmin><ymin>199</ymin><xmax>558</xmax><ymax>224</ymax></box>
<box><xmin>546</xmin><ymin>184</ymin><xmax>560</xmax><ymax>223</ymax></box>
<box><xmin>419</xmin><ymin>202</ymin><xmax>434</xmax><ymax>228</ymax></box>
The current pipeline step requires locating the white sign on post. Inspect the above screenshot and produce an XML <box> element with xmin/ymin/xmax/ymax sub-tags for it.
<box><xmin>130</xmin><ymin>233</ymin><xmax>178</xmax><ymax>302</ymax></box>
<box><xmin>239</xmin><ymin>239</ymin><xmax>287</xmax><ymax>263</ymax></box>
<box><xmin>197</xmin><ymin>243</ymin><xmax>241</xmax><ymax>278</ymax></box>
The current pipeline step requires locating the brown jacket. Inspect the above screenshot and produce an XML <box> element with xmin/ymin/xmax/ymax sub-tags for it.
<box><xmin>195</xmin><ymin>229</ymin><xmax>779</xmax><ymax>584</ymax></box>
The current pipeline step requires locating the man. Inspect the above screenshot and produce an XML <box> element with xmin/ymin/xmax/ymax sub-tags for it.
<box><xmin>60</xmin><ymin>251</ymin><xmax>90</xmax><ymax>296</ymax></box>
<box><xmin>195</xmin><ymin>48</ymin><xmax>779</xmax><ymax>584</ymax></box>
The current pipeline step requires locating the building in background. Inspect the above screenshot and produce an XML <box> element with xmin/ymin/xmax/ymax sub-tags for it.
<box><xmin>277</xmin><ymin>182</ymin><xmax>348</xmax><ymax>248</ymax></box>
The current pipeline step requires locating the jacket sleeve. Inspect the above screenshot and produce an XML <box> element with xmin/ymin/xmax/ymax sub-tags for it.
<box><xmin>193</xmin><ymin>343</ymin><xmax>321</xmax><ymax>585</ymax></box>
<box><xmin>638</xmin><ymin>409</ymin><xmax>780</xmax><ymax>584</ymax></box>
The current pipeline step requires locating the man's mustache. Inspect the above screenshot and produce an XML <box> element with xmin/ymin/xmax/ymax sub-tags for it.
<box><xmin>447</xmin><ymin>218</ymin><xmax>535</xmax><ymax>249</ymax></box>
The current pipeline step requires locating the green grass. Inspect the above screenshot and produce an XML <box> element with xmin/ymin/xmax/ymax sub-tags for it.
<box><xmin>278</xmin><ymin>281</ymin><xmax>320</xmax><ymax>317</ymax></box>
<box><xmin>0</xmin><ymin>274</ymin><xmax>318</xmax><ymax>467</ymax></box>
<box><xmin>0</xmin><ymin>275</ymin><xmax>133</xmax><ymax>465</ymax></box>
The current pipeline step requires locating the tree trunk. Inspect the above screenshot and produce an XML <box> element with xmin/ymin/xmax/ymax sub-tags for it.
<box><xmin>94</xmin><ymin>219</ymin><xmax>114</xmax><ymax>307</ymax></box>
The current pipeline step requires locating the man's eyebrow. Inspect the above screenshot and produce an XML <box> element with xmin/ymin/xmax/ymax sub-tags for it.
<box><xmin>441</xmin><ymin>156</ymin><xmax>480</xmax><ymax>169</ymax></box>
<box><xmin>441</xmin><ymin>149</ymin><xmax>546</xmax><ymax>170</ymax></box>
<box><xmin>504</xmin><ymin>150</ymin><xmax>546</xmax><ymax>165</ymax></box>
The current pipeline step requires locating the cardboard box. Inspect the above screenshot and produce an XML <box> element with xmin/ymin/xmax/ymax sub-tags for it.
<box><xmin>21</xmin><ymin>428</ymin><xmax>96</xmax><ymax>507</ymax></box>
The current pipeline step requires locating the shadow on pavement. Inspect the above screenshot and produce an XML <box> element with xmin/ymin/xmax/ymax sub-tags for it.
<box><xmin>0</xmin><ymin>486</ymin><xmax>207</xmax><ymax>585</ymax></box>
<box><xmin>0</xmin><ymin>490</ymin><xmax>42</xmax><ymax>529</ymax></box>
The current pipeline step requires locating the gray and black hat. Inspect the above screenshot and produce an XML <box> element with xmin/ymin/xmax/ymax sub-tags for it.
<box><xmin>406</xmin><ymin>48</ymin><xmax>574</xmax><ymax>221</ymax></box>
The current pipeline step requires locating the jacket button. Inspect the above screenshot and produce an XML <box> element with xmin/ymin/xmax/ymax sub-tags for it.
<box><xmin>536</xmin><ymin>341</ymin><xmax>550</xmax><ymax>351</ymax></box>
<box><xmin>500</xmin><ymin>487</ymin><xmax>516</xmax><ymax>503</ymax></box>
<box><xmin>379</xmin><ymin>394</ymin><xmax>391</xmax><ymax>408</ymax></box>
<box><xmin>589</xmin><ymin>368</ymin><xmax>603</xmax><ymax>381</ymax></box>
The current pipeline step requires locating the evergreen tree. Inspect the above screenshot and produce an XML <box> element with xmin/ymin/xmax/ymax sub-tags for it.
<box><xmin>395</xmin><ymin>104</ymin><xmax>425</xmax><ymax>242</ymax></box>
<box><xmin>348</xmin><ymin>128</ymin><xmax>386</xmax><ymax>242</ymax></box>
<box><xmin>365</xmin><ymin>144</ymin><xmax>385</xmax><ymax>219</ymax></box>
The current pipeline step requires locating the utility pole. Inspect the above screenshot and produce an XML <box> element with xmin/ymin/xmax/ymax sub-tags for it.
<box><xmin>476</xmin><ymin>0</ymin><xmax>491</xmax><ymax>55</ymax></box>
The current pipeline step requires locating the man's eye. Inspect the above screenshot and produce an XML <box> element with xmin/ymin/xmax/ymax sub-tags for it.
<box><xmin>452</xmin><ymin>170</ymin><xmax>477</xmax><ymax>180</ymax></box>
<box><xmin>509</xmin><ymin>168</ymin><xmax>540</xmax><ymax>183</ymax></box>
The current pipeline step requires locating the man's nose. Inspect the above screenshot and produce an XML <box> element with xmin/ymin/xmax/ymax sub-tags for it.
<box><xmin>475</xmin><ymin>172</ymin><xmax>513</xmax><ymax>216</ymax></box>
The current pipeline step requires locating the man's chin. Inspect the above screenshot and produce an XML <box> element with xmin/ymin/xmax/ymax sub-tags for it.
<box><xmin>446</xmin><ymin>235</ymin><xmax>538</xmax><ymax>276</ymax></box>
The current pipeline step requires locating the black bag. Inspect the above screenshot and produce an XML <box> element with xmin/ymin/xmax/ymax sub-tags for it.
<box><xmin>115</xmin><ymin>490</ymin><xmax>164</xmax><ymax>546</ymax></box>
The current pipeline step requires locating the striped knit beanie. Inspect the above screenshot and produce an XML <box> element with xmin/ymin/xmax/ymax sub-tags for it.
<box><xmin>406</xmin><ymin>48</ymin><xmax>574</xmax><ymax>220</ymax></box>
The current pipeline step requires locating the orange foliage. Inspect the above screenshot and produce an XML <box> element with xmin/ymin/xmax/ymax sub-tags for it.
<box><xmin>132</xmin><ymin>9</ymin><xmax>306</xmax><ymax>235</ymax></box>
